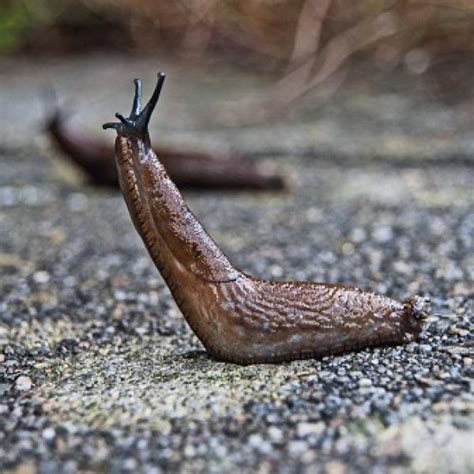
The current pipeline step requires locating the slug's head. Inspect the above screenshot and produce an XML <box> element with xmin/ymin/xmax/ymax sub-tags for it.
<box><xmin>400</xmin><ymin>295</ymin><xmax>431</xmax><ymax>341</ymax></box>
<box><xmin>103</xmin><ymin>72</ymin><xmax>166</xmax><ymax>147</ymax></box>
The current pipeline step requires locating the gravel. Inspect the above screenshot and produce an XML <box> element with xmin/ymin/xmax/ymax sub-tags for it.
<box><xmin>0</xmin><ymin>56</ymin><xmax>473</xmax><ymax>473</ymax></box>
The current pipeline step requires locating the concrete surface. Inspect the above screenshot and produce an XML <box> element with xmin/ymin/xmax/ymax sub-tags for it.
<box><xmin>0</xmin><ymin>55</ymin><xmax>473</xmax><ymax>473</ymax></box>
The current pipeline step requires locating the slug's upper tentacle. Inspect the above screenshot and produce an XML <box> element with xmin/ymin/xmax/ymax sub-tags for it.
<box><xmin>103</xmin><ymin>72</ymin><xmax>430</xmax><ymax>365</ymax></box>
<box><xmin>103</xmin><ymin>73</ymin><xmax>166</xmax><ymax>148</ymax></box>
<box><xmin>130</xmin><ymin>79</ymin><xmax>142</xmax><ymax>119</ymax></box>
<box><xmin>137</xmin><ymin>73</ymin><xmax>166</xmax><ymax>133</ymax></box>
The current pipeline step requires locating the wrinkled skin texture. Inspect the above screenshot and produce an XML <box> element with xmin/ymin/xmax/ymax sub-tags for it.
<box><xmin>105</xmin><ymin>74</ymin><xmax>430</xmax><ymax>365</ymax></box>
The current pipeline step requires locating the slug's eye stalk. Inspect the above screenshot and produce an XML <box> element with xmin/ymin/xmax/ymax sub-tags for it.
<box><xmin>103</xmin><ymin>72</ymin><xmax>166</xmax><ymax>146</ymax></box>
<box><xmin>130</xmin><ymin>79</ymin><xmax>142</xmax><ymax>120</ymax></box>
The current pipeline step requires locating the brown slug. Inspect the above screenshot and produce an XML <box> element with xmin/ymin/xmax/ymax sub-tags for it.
<box><xmin>48</xmin><ymin>105</ymin><xmax>286</xmax><ymax>191</ymax></box>
<box><xmin>103</xmin><ymin>73</ymin><xmax>430</xmax><ymax>365</ymax></box>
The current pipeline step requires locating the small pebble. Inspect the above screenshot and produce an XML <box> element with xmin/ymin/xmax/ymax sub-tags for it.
<box><xmin>15</xmin><ymin>376</ymin><xmax>32</xmax><ymax>391</ymax></box>
<box><xmin>372</xmin><ymin>225</ymin><xmax>394</xmax><ymax>243</ymax></box>
<box><xmin>297</xmin><ymin>422</ymin><xmax>326</xmax><ymax>438</ymax></box>
<box><xmin>359</xmin><ymin>378</ymin><xmax>372</xmax><ymax>388</ymax></box>
<box><xmin>42</xmin><ymin>428</ymin><xmax>56</xmax><ymax>441</ymax></box>
<box><xmin>33</xmin><ymin>271</ymin><xmax>50</xmax><ymax>284</ymax></box>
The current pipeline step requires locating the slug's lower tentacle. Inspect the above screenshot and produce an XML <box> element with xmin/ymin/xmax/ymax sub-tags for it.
<box><xmin>103</xmin><ymin>73</ymin><xmax>430</xmax><ymax>365</ymax></box>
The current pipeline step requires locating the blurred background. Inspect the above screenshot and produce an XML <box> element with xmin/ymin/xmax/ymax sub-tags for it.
<box><xmin>2</xmin><ymin>0</ymin><xmax>474</xmax><ymax>73</ymax></box>
<box><xmin>1</xmin><ymin>0</ymin><xmax>474</xmax><ymax>136</ymax></box>
<box><xmin>0</xmin><ymin>0</ymin><xmax>473</xmax><ymax>170</ymax></box>
<box><xmin>1</xmin><ymin>2</ymin><xmax>473</xmax><ymax>473</ymax></box>
<box><xmin>0</xmin><ymin>0</ymin><xmax>472</xmax><ymax>170</ymax></box>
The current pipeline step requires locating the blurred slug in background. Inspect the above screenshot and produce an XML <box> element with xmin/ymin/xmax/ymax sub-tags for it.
<box><xmin>103</xmin><ymin>72</ymin><xmax>431</xmax><ymax>365</ymax></box>
<box><xmin>46</xmin><ymin>105</ymin><xmax>287</xmax><ymax>191</ymax></box>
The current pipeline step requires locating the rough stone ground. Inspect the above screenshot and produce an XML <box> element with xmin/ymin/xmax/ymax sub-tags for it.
<box><xmin>0</xmin><ymin>56</ymin><xmax>473</xmax><ymax>473</ymax></box>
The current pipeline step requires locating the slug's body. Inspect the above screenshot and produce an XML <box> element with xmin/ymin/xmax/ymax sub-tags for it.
<box><xmin>48</xmin><ymin>110</ymin><xmax>285</xmax><ymax>190</ymax></box>
<box><xmin>104</xmin><ymin>73</ymin><xmax>429</xmax><ymax>365</ymax></box>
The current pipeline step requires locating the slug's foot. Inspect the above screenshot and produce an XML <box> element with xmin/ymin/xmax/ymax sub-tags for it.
<box><xmin>401</xmin><ymin>295</ymin><xmax>431</xmax><ymax>341</ymax></box>
<box><xmin>103</xmin><ymin>72</ymin><xmax>166</xmax><ymax>146</ymax></box>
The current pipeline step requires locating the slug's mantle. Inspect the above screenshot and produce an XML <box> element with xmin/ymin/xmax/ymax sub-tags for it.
<box><xmin>103</xmin><ymin>72</ymin><xmax>430</xmax><ymax>365</ymax></box>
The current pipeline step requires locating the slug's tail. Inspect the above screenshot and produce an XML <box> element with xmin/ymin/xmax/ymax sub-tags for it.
<box><xmin>103</xmin><ymin>72</ymin><xmax>166</xmax><ymax>146</ymax></box>
<box><xmin>401</xmin><ymin>295</ymin><xmax>431</xmax><ymax>340</ymax></box>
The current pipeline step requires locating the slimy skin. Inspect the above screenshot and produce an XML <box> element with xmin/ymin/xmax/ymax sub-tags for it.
<box><xmin>104</xmin><ymin>73</ymin><xmax>430</xmax><ymax>365</ymax></box>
